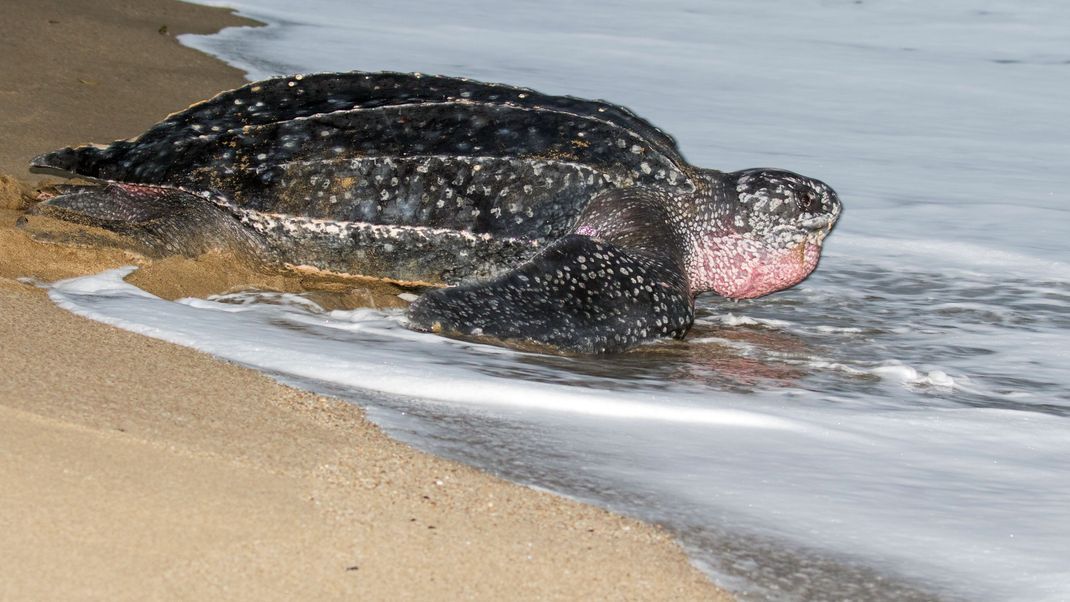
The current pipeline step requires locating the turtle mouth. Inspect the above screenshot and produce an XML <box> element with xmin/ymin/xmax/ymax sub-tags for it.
<box><xmin>798</xmin><ymin>214</ymin><xmax>836</xmax><ymax>231</ymax></box>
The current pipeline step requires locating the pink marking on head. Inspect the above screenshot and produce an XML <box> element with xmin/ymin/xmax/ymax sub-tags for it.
<box><xmin>575</xmin><ymin>224</ymin><xmax>600</xmax><ymax>237</ymax></box>
<box><xmin>688</xmin><ymin>233</ymin><xmax>822</xmax><ymax>299</ymax></box>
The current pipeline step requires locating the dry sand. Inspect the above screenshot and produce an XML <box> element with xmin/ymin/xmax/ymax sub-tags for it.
<box><xmin>0</xmin><ymin>1</ymin><xmax>731</xmax><ymax>599</ymax></box>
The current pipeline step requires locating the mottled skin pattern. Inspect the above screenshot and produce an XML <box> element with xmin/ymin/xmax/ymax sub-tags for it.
<box><xmin>30</xmin><ymin>71</ymin><xmax>841</xmax><ymax>353</ymax></box>
<box><xmin>412</xmin><ymin>189</ymin><xmax>694</xmax><ymax>352</ymax></box>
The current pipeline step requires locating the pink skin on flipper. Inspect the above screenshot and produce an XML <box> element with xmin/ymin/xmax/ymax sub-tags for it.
<box><xmin>688</xmin><ymin>233</ymin><xmax>822</xmax><ymax>300</ymax></box>
<box><xmin>114</xmin><ymin>182</ymin><xmax>170</xmax><ymax>198</ymax></box>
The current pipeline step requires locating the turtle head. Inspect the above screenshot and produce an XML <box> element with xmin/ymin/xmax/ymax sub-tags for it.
<box><xmin>687</xmin><ymin>168</ymin><xmax>841</xmax><ymax>299</ymax></box>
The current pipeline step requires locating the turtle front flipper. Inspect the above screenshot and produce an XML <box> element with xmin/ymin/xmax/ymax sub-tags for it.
<box><xmin>406</xmin><ymin>234</ymin><xmax>694</xmax><ymax>354</ymax></box>
<box><xmin>26</xmin><ymin>183</ymin><xmax>269</xmax><ymax>261</ymax></box>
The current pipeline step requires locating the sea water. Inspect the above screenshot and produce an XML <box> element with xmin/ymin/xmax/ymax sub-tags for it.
<box><xmin>48</xmin><ymin>0</ymin><xmax>1070</xmax><ymax>599</ymax></box>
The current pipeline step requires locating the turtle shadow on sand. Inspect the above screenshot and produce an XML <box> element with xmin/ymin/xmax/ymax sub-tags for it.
<box><xmin>28</xmin><ymin>71</ymin><xmax>841</xmax><ymax>353</ymax></box>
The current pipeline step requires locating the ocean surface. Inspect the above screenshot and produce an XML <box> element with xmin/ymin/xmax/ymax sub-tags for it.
<box><xmin>47</xmin><ymin>1</ymin><xmax>1070</xmax><ymax>599</ymax></box>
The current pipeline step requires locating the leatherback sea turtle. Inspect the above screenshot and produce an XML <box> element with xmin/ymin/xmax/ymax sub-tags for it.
<box><xmin>30</xmin><ymin>71</ymin><xmax>841</xmax><ymax>353</ymax></box>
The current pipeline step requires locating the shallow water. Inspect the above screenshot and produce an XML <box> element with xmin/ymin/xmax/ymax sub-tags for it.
<box><xmin>46</xmin><ymin>0</ymin><xmax>1070</xmax><ymax>600</ymax></box>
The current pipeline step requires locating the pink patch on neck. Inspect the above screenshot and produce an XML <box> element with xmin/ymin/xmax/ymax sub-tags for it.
<box><xmin>689</xmin><ymin>233</ymin><xmax>821</xmax><ymax>299</ymax></box>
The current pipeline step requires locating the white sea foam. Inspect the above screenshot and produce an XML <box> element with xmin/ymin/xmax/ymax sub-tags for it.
<box><xmin>703</xmin><ymin>313</ymin><xmax>793</xmax><ymax>329</ymax></box>
<box><xmin>51</xmin><ymin>269</ymin><xmax>801</xmax><ymax>430</ymax></box>
<box><xmin>871</xmin><ymin>363</ymin><xmax>957</xmax><ymax>389</ymax></box>
<box><xmin>47</xmin><ymin>267</ymin><xmax>1070</xmax><ymax>601</ymax></box>
<box><xmin>829</xmin><ymin>234</ymin><xmax>1070</xmax><ymax>283</ymax></box>
<box><xmin>813</xmin><ymin>325</ymin><xmax>864</xmax><ymax>334</ymax></box>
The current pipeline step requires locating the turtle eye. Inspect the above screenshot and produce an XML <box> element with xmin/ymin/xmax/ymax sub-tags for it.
<box><xmin>798</xmin><ymin>190</ymin><xmax>818</xmax><ymax>212</ymax></box>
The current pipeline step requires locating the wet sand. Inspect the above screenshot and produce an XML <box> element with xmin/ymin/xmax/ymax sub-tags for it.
<box><xmin>0</xmin><ymin>1</ymin><xmax>729</xmax><ymax>599</ymax></box>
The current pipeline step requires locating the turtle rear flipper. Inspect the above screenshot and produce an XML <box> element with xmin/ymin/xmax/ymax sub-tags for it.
<box><xmin>28</xmin><ymin>183</ymin><xmax>268</xmax><ymax>261</ymax></box>
<box><xmin>406</xmin><ymin>234</ymin><xmax>694</xmax><ymax>354</ymax></box>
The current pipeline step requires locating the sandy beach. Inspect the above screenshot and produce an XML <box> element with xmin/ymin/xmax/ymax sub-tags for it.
<box><xmin>0</xmin><ymin>1</ymin><xmax>729</xmax><ymax>599</ymax></box>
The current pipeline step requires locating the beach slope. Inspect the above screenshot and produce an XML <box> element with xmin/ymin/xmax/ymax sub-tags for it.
<box><xmin>0</xmin><ymin>1</ymin><xmax>729</xmax><ymax>599</ymax></box>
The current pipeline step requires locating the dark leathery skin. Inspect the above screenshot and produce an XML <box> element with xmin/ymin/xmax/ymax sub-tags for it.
<box><xmin>408</xmin><ymin>188</ymin><xmax>694</xmax><ymax>353</ymax></box>
<box><xmin>408</xmin><ymin>234</ymin><xmax>693</xmax><ymax>354</ymax></box>
<box><xmin>29</xmin><ymin>183</ymin><xmax>268</xmax><ymax>260</ymax></box>
<box><xmin>37</xmin><ymin>102</ymin><xmax>692</xmax><ymax>205</ymax></box>
<box><xmin>27</xmin><ymin>71</ymin><xmax>842</xmax><ymax>353</ymax></box>
<box><xmin>37</xmin><ymin>72</ymin><xmax>682</xmax><ymax>171</ymax></box>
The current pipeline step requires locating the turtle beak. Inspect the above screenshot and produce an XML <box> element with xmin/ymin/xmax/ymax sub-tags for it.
<box><xmin>798</xmin><ymin>214</ymin><xmax>834</xmax><ymax>231</ymax></box>
<box><xmin>796</xmin><ymin>222</ymin><xmax>833</xmax><ymax>263</ymax></box>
